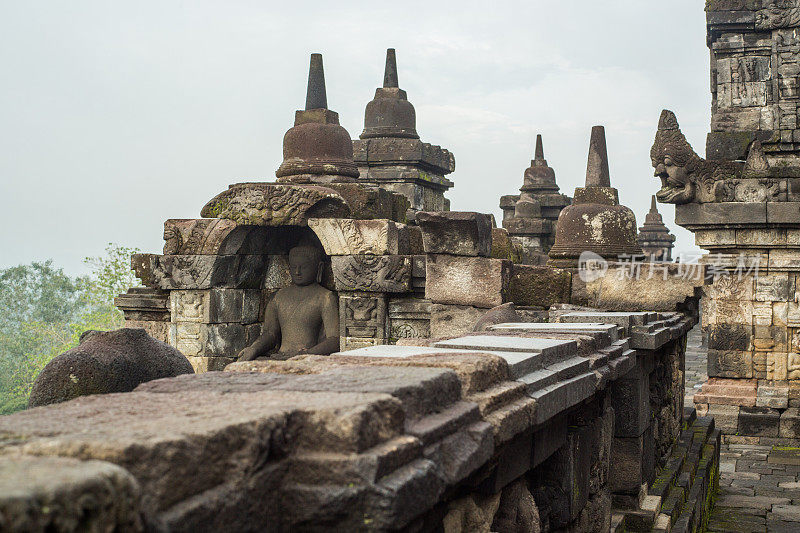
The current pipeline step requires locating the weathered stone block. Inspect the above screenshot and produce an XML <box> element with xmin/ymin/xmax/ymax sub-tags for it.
<box><xmin>0</xmin><ymin>456</ymin><xmax>144</xmax><ymax>532</ymax></box>
<box><xmin>738</xmin><ymin>406</ymin><xmax>780</xmax><ymax>437</ymax></box>
<box><xmin>340</xmin><ymin>293</ymin><xmax>388</xmax><ymax>346</ymax></box>
<box><xmin>757</xmin><ymin>382</ymin><xmax>789</xmax><ymax>408</ymax></box>
<box><xmin>695</xmin><ymin>377</ymin><xmax>757</xmax><ymax>406</ymax></box>
<box><xmin>767</xmin><ymin>352</ymin><xmax>789</xmax><ymax>382</ymax></box>
<box><xmin>430</xmin><ymin>304</ymin><xmax>491</xmax><ymax>338</ymax></box>
<box><xmin>509</xmin><ymin>265</ymin><xmax>571</xmax><ymax>307</ymax></box>
<box><xmin>675</xmin><ymin>202</ymin><xmax>767</xmax><ymax>227</ymax></box>
<box><xmin>583</xmin><ymin>262</ymin><xmax>705</xmax><ymax>312</ymax></box>
<box><xmin>779</xmin><ymin>408</ymin><xmax>800</xmax><ymax>438</ymax></box>
<box><xmin>388</xmin><ymin>298</ymin><xmax>431</xmax><ymax>341</ymax></box>
<box><xmin>610</xmin><ymin>434</ymin><xmax>644</xmax><ymax>495</ymax></box>
<box><xmin>707</xmin><ymin>404</ymin><xmax>740</xmax><ymax>433</ymax></box>
<box><xmin>308</xmin><ymin>218</ymin><xmax>402</xmax><ymax>255</ymax></box>
<box><xmin>163</xmin><ymin>218</ymin><xmax>238</xmax><ymax>255</ymax></box>
<box><xmin>611</xmin><ymin>364</ymin><xmax>651</xmax><ymax>438</ymax></box>
<box><xmin>754</xmin><ymin>274</ymin><xmax>791</xmax><ymax>302</ymax></box>
<box><xmin>490</xmin><ymin>227</ymin><xmax>516</xmax><ymax>261</ymax></box>
<box><xmin>201</xmin><ymin>182</ymin><xmax>351</xmax><ymax>225</ymax></box>
<box><xmin>154</xmin><ymin>255</ymin><xmax>268</xmax><ymax>290</ymax></box>
<box><xmin>708</xmin><ymin>349</ymin><xmax>753</xmax><ymax>378</ymax></box>
<box><xmin>416</xmin><ymin>211</ymin><xmax>492</xmax><ymax>257</ymax></box>
<box><xmin>708</xmin><ymin>323</ymin><xmax>751</xmax><ymax>351</ymax></box>
<box><xmin>426</xmin><ymin>255</ymin><xmax>511</xmax><ymax>308</ymax></box>
<box><xmin>331</xmin><ymin>255</ymin><xmax>412</xmax><ymax>293</ymax></box>
<box><xmin>124</xmin><ymin>320</ymin><xmax>170</xmax><ymax>344</ymax></box>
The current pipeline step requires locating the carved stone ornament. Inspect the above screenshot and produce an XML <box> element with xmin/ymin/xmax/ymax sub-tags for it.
<box><xmin>650</xmin><ymin>110</ymin><xmax>741</xmax><ymax>204</ymax></box>
<box><xmin>756</xmin><ymin>4</ymin><xmax>800</xmax><ymax>30</ymax></box>
<box><xmin>331</xmin><ymin>255</ymin><xmax>412</xmax><ymax>293</ymax></box>
<box><xmin>200</xmin><ymin>183</ymin><xmax>350</xmax><ymax>227</ymax></box>
<box><xmin>163</xmin><ymin>219</ymin><xmax>238</xmax><ymax>255</ymax></box>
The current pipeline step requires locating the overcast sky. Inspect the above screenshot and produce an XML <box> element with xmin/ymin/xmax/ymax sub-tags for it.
<box><xmin>0</xmin><ymin>1</ymin><xmax>709</xmax><ymax>275</ymax></box>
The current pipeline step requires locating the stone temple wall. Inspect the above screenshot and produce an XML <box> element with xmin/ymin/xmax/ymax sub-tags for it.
<box><xmin>648</xmin><ymin>2</ymin><xmax>800</xmax><ymax>445</ymax></box>
<box><xmin>706</xmin><ymin>0</ymin><xmax>800</xmax><ymax>164</ymax></box>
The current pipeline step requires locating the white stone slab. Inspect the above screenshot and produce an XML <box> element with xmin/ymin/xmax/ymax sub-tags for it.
<box><xmin>335</xmin><ymin>343</ymin><xmax>544</xmax><ymax>377</ymax></box>
<box><xmin>433</xmin><ymin>335</ymin><xmax>576</xmax><ymax>357</ymax></box>
<box><xmin>488</xmin><ymin>322</ymin><xmax>620</xmax><ymax>341</ymax></box>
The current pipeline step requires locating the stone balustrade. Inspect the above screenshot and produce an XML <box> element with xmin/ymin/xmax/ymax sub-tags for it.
<box><xmin>0</xmin><ymin>310</ymin><xmax>717</xmax><ymax>532</ymax></box>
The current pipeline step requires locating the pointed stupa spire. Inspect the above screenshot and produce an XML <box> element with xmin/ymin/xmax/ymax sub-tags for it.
<box><xmin>535</xmin><ymin>134</ymin><xmax>545</xmax><ymax>160</ymax></box>
<box><xmin>383</xmin><ymin>48</ymin><xmax>398</xmax><ymax>88</ymax></box>
<box><xmin>585</xmin><ymin>126</ymin><xmax>611</xmax><ymax>187</ymax></box>
<box><xmin>360</xmin><ymin>48</ymin><xmax>418</xmax><ymax>139</ymax></box>
<box><xmin>548</xmin><ymin>125</ymin><xmax>642</xmax><ymax>267</ymax></box>
<box><xmin>276</xmin><ymin>53</ymin><xmax>358</xmax><ymax>183</ymax></box>
<box><xmin>522</xmin><ymin>133</ymin><xmax>557</xmax><ymax>189</ymax></box>
<box><xmin>639</xmin><ymin>194</ymin><xmax>675</xmax><ymax>261</ymax></box>
<box><xmin>305</xmin><ymin>53</ymin><xmax>328</xmax><ymax>110</ymax></box>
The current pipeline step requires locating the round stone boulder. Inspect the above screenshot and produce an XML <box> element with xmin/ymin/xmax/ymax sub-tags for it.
<box><xmin>29</xmin><ymin>328</ymin><xmax>194</xmax><ymax>408</ymax></box>
<box><xmin>473</xmin><ymin>303</ymin><xmax>521</xmax><ymax>332</ymax></box>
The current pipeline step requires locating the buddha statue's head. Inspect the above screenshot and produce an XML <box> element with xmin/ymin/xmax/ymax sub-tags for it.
<box><xmin>288</xmin><ymin>245</ymin><xmax>324</xmax><ymax>286</ymax></box>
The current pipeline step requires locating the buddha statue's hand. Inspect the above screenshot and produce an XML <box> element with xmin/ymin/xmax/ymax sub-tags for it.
<box><xmin>237</xmin><ymin>346</ymin><xmax>259</xmax><ymax>362</ymax></box>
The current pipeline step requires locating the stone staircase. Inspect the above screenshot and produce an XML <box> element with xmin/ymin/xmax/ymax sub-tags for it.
<box><xmin>613</xmin><ymin>408</ymin><xmax>721</xmax><ymax>532</ymax></box>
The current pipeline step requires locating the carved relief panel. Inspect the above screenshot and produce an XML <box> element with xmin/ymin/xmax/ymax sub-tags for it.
<box><xmin>339</xmin><ymin>293</ymin><xmax>388</xmax><ymax>350</ymax></box>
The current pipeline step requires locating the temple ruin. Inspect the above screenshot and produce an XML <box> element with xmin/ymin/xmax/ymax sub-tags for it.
<box><xmin>8</xmin><ymin>2</ymin><xmax>800</xmax><ymax>531</ymax></box>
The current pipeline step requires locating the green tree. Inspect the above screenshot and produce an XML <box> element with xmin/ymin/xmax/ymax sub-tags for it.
<box><xmin>0</xmin><ymin>244</ymin><xmax>140</xmax><ymax>414</ymax></box>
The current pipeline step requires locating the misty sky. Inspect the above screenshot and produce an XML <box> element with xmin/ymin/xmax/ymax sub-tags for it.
<box><xmin>0</xmin><ymin>1</ymin><xmax>710</xmax><ymax>275</ymax></box>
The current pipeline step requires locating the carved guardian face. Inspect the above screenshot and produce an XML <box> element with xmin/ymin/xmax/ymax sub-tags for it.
<box><xmin>654</xmin><ymin>155</ymin><xmax>696</xmax><ymax>204</ymax></box>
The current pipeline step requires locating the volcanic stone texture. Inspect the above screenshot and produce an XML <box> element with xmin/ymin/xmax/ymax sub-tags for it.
<box><xmin>28</xmin><ymin>328</ymin><xmax>193</xmax><ymax>408</ymax></box>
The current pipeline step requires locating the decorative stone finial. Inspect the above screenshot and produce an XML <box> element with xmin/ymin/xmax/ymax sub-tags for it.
<box><xmin>638</xmin><ymin>195</ymin><xmax>676</xmax><ymax>261</ymax></box>
<box><xmin>276</xmin><ymin>53</ymin><xmax>358</xmax><ymax>183</ymax></box>
<box><xmin>384</xmin><ymin>48</ymin><xmax>398</xmax><ymax>88</ymax></box>
<box><xmin>585</xmin><ymin>126</ymin><xmax>611</xmax><ymax>187</ymax></box>
<box><xmin>305</xmin><ymin>53</ymin><xmax>328</xmax><ymax>110</ymax></box>
<box><xmin>535</xmin><ymin>134</ymin><xmax>545</xmax><ymax>160</ymax></box>
<box><xmin>360</xmin><ymin>49</ymin><xmax>419</xmax><ymax>139</ymax></box>
<box><xmin>523</xmin><ymin>134</ymin><xmax>556</xmax><ymax>187</ymax></box>
<box><xmin>548</xmin><ymin>126</ymin><xmax>643</xmax><ymax>267</ymax></box>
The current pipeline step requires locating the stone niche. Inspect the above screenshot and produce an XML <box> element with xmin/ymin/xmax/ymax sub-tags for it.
<box><xmin>117</xmin><ymin>182</ymin><xmax>426</xmax><ymax>372</ymax></box>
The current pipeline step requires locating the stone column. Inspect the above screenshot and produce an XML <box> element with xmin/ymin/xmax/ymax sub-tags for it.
<box><xmin>416</xmin><ymin>211</ymin><xmax>513</xmax><ymax>337</ymax></box>
<box><xmin>309</xmin><ymin>217</ymin><xmax>418</xmax><ymax>350</ymax></box>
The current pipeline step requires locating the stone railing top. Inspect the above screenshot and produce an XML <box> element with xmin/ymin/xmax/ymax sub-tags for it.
<box><xmin>0</xmin><ymin>310</ymin><xmax>693</xmax><ymax>531</ymax></box>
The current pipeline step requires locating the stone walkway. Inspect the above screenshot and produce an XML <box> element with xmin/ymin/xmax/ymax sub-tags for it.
<box><xmin>684</xmin><ymin>326</ymin><xmax>800</xmax><ymax>532</ymax></box>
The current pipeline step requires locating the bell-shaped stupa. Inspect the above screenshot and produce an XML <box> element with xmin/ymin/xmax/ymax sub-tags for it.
<box><xmin>548</xmin><ymin>126</ymin><xmax>643</xmax><ymax>268</ymax></box>
<box><xmin>276</xmin><ymin>53</ymin><xmax>359</xmax><ymax>184</ymax></box>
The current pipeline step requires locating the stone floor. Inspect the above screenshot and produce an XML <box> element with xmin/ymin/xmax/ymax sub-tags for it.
<box><xmin>684</xmin><ymin>326</ymin><xmax>800</xmax><ymax>532</ymax></box>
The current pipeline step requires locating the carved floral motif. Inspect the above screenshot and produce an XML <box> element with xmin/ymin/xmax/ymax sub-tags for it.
<box><xmin>200</xmin><ymin>183</ymin><xmax>350</xmax><ymax>226</ymax></box>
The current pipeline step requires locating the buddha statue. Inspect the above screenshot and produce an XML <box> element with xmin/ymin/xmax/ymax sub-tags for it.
<box><xmin>237</xmin><ymin>245</ymin><xmax>339</xmax><ymax>361</ymax></box>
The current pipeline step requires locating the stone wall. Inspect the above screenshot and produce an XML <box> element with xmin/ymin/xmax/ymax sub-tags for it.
<box><xmin>706</xmin><ymin>0</ymin><xmax>800</xmax><ymax>163</ymax></box>
<box><xmin>0</xmin><ymin>310</ymin><xmax>715</xmax><ymax>532</ymax></box>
